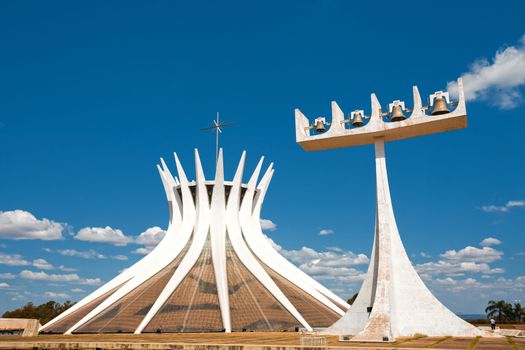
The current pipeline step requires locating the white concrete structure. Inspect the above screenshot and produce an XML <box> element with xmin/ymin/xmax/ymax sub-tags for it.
<box><xmin>295</xmin><ymin>81</ymin><xmax>467</xmax><ymax>151</ymax></box>
<box><xmin>295</xmin><ymin>79</ymin><xmax>481</xmax><ymax>341</ymax></box>
<box><xmin>0</xmin><ymin>318</ymin><xmax>41</xmax><ymax>336</ymax></box>
<box><xmin>40</xmin><ymin>150</ymin><xmax>349</xmax><ymax>334</ymax></box>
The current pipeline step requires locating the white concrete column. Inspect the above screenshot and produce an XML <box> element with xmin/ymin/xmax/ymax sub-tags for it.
<box><xmin>350</xmin><ymin>137</ymin><xmax>393</xmax><ymax>341</ymax></box>
<box><xmin>327</xmin><ymin>137</ymin><xmax>481</xmax><ymax>340</ymax></box>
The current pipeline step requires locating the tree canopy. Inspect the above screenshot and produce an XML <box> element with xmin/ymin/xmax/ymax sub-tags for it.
<box><xmin>2</xmin><ymin>300</ymin><xmax>75</xmax><ymax>325</ymax></box>
<box><xmin>486</xmin><ymin>300</ymin><xmax>524</xmax><ymax>323</ymax></box>
<box><xmin>347</xmin><ymin>293</ymin><xmax>358</xmax><ymax>305</ymax></box>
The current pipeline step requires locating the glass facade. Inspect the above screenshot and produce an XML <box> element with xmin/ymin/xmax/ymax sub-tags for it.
<box><xmin>226</xmin><ymin>237</ymin><xmax>300</xmax><ymax>331</ymax></box>
<box><xmin>144</xmin><ymin>234</ymin><xmax>223</xmax><ymax>332</ymax></box>
<box><xmin>46</xmin><ymin>229</ymin><xmax>342</xmax><ymax>333</ymax></box>
<box><xmin>42</xmin><ymin>283</ymin><xmax>125</xmax><ymax>333</ymax></box>
<box><xmin>74</xmin><ymin>245</ymin><xmax>189</xmax><ymax>333</ymax></box>
<box><xmin>262</xmin><ymin>263</ymin><xmax>341</xmax><ymax>327</ymax></box>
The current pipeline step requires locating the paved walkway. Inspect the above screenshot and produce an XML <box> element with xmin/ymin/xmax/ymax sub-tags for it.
<box><xmin>0</xmin><ymin>333</ymin><xmax>523</xmax><ymax>349</ymax></box>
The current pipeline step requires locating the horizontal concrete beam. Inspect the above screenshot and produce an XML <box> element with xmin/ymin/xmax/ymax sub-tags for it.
<box><xmin>297</xmin><ymin>114</ymin><xmax>466</xmax><ymax>151</ymax></box>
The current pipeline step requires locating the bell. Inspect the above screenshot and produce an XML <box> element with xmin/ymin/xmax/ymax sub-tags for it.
<box><xmin>352</xmin><ymin>112</ymin><xmax>365</xmax><ymax>127</ymax></box>
<box><xmin>390</xmin><ymin>105</ymin><xmax>406</xmax><ymax>122</ymax></box>
<box><xmin>315</xmin><ymin>119</ymin><xmax>326</xmax><ymax>133</ymax></box>
<box><xmin>431</xmin><ymin>96</ymin><xmax>450</xmax><ymax>115</ymax></box>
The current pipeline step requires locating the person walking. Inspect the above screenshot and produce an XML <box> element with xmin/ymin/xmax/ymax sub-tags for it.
<box><xmin>490</xmin><ymin>318</ymin><xmax>496</xmax><ymax>330</ymax></box>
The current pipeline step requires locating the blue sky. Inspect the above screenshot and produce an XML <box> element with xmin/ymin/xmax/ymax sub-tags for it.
<box><xmin>0</xmin><ymin>0</ymin><xmax>524</xmax><ymax>315</ymax></box>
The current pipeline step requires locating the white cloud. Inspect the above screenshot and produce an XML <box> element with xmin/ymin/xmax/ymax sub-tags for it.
<box><xmin>429</xmin><ymin>275</ymin><xmax>525</xmax><ymax>301</ymax></box>
<box><xmin>420</xmin><ymin>252</ymin><xmax>432</xmax><ymax>258</ymax></box>
<box><xmin>32</xmin><ymin>258</ymin><xmax>54</xmax><ymax>270</ymax></box>
<box><xmin>319</xmin><ymin>229</ymin><xmax>334</xmax><ymax>235</ymax></box>
<box><xmin>326</xmin><ymin>246</ymin><xmax>343</xmax><ymax>252</ymax></box>
<box><xmin>78</xmin><ymin>278</ymin><xmax>103</xmax><ymax>286</ymax></box>
<box><xmin>75</xmin><ymin>226</ymin><xmax>132</xmax><ymax>246</ymax></box>
<box><xmin>0</xmin><ymin>282</ymin><xmax>9</xmax><ymax>288</ymax></box>
<box><xmin>71</xmin><ymin>288</ymin><xmax>84</xmax><ymax>293</ymax></box>
<box><xmin>417</xmin><ymin>260</ymin><xmax>504</xmax><ymax>277</ymax></box>
<box><xmin>132</xmin><ymin>247</ymin><xmax>153</xmax><ymax>255</ymax></box>
<box><xmin>57</xmin><ymin>249</ymin><xmax>106</xmax><ymax>260</ymax></box>
<box><xmin>0</xmin><ymin>272</ymin><xmax>16</xmax><ymax>279</ymax></box>
<box><xmin>1</xmin><ymin>253</ymin><xmax>75</xmax><ymax>271</ymax></box>
<box><xmin>0</xmin><ymin>210</ymin><xmax>63</xmax><ymax>240</ymax></box>
<box><xmin>135</xmin><ymin>227</ymin><xmax>166</xmax><ymax>246</ymax></box>
<box><xmin>260</xmin><ymin>219</ymin><xmax>277</xmax><ymax>231</ymax></box>
<box><xmin>448</xmin><ymin>35</ymin><xmax>525</xmax><ymax>109</ymax></box>
<box><xmin>57</xmin><ymin>265</ymin><xmax>77</xmax><ymax>272</ymax></box>
<box><xmin>112</xmin><ymin>254</ymin><xmax>128</xmax><ymax>261</ymax></box>
<box><xmin>265</xmin><ymin>235</ymin><xmax>368</xmax><ymax>297</ymax></box>
<box><xmin>280</xmin><ymin>246</ymin><xmax>369</xmax><ymax>268</ymax></box>
<box><xmin>433</xmin><ymin>277</ymin><xmax>489</xmax><ymax>292</ymax></box>
<box><xmin>20</xmin><ymin>270</ymin><xmax>78</xmax><ymax>282</ymax></box>
<box><xmin>507</xmin><ymin>200</ymin><xmax>525</xmax><ymax>208</ymax></box>
<box><xmin>440</xmin><ymin>246</ymin><xmax>503</xmax><ymax>263</ymax></box>
<box><xmin>415</xmin><ymin>241</ymin><xmax>506</xmax><ymax>282</ymax></box>
<box><xmin>0</xmin><ymin>253</ymin><xmax>30</xmax><ymax>266</ymax></box>
<box><xmin>19</xmin><ymin>270</ymin><xmax>102</xmax><ymax>286</ymax></box>
<box><xmin>433</xmin><ymin>277</ymin><xmax>459</xmax><ymax>286</ymax></box>
<box><xmin>45</xmin><ymin>291</ymin><xmax>69</xmax><ymax>299</ymax></box>
<box><xmin>406</xmin><ymin>242</ymin><xmax>525</xmax><ymax>313</ymax></box>
<box><xmin>480</xmin><ymin>237</ymin><xmax>502</xmax><ymax>247</ymax></box>
<box><xmin>481</xmin><ymin>200</ymin><xmax>525</xmax><ymax>213</ymax></box>
<box><xmin>11</xmin><ymin>294</ymin><xmax>24</xmax><ymax>301</ymax></box>
<box><xmin>481</xmin><ymin>205</ymin><xmax>509</xmax><ymax>213</ymax></box>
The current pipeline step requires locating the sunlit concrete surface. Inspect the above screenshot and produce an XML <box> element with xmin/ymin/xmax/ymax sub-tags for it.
<box><xmin>0</xmin><ymin>332</ymin><xmax>524</xmax><ymax>349</ymax></box>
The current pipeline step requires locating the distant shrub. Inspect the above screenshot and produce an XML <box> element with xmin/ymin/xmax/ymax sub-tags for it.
<box><xmin>2</xmin><ymin>300</ymin><xmax>75</xmax><ymax>325</ymax></box>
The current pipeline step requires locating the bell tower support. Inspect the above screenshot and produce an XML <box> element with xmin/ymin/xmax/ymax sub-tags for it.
<box><xmin>328</xmin><ymin>137</ymin><xmax>479</xmax><ymax>341</ymax></box>
<box><xmin>295</xmin><ymin>78</ymin><xmax>482</xmax><ymax>341</ymax></box>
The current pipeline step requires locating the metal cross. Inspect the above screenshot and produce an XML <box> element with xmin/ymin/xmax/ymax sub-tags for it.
<box><xmin>200</xmin><ymin>112</ymin><xmax>237</xmax><ymax>165</ymax></box>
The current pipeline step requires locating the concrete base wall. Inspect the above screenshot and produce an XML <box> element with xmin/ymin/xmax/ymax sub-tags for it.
<box><xmin>0</xmin><ymin>318</ymin><xmax>41</xmax><ymax>337</ymax></box>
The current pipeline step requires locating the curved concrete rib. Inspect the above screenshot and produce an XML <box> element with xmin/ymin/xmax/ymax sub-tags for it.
<box><xmin>158</xmin><ymin>165</ymin><xmax>181</xmax><ymax>228</ymax></box>
<box><xmin>45</xmin><ymin>149</ymin><xmax>349</xmax><ymax>335</ymax></box>
<box><xmin>160</xmin><ymin>158</ymin><xmax>183</xmax><ymax>226</ymax></box>
<box><xmin>135</xmin><ymin>150</ymin><xmax>211</xmax><ymax>334</ymax></box>
<box><xmin>252</xmin><ymin>164</ymin><xmax>273</xmax><ymax>216</ymax></box>
<box><xmin>41</xmin><ymin>161</ymin><xmax>181</xmax><ymax>333</ymax></box>
<box><xmin>210</xmin><ymin>149</ymin><xmax>231</xmax><ymax>332</ymax></box>
<box><xmin>239</xmin><ymin>169</ymin><xmax>346</xmax><ymax>316</ymax></box>
<box><xmin>64</xmin><ymin>154</ymin><xmax>197</xmax><ymax>334</ymax></box>
<box><xmin>40</xmin><ymin>262</ymin><xmax>134</xmax><ymax>331</ymax></box>
<box><xmin>226</xmin><ymin>152</ymin><xmax>312</xmax><ymax>330</ymax></box>
<box><xmin>252</xmin><ymin>163</ymin><xmax>350</xmax><ymax>308</ymax></box>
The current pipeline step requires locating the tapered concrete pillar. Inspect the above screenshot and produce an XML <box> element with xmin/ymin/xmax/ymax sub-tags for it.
<box><xmin>327</xmin><ymin>138</ymin><xmax>480</xmax><ymax>341</ymax></box>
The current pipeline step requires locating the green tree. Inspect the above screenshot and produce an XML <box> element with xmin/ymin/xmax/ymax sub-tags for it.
<box><xmin>513</xmin><ymin>302</ymin><xmax>524</xmax><ymax>323</ymax></box>
<box><xmin>347</xmin><ymin>293</ymin><xmax>358</xmax><ymax>305</ymax></box>
<box><xmin>485</xmin><ymin>300</ymin><xmax>513</xmax><ymax>322</ymax></box>
<box><xmin>2</xmin><ymin>300</ymin><xmax>75</xmax><ymax>325</ymax></box>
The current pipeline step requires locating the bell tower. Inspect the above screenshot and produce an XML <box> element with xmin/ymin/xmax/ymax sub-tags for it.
<box><xmin>294</xmin><ymin>78</ymin><xmax>481</xmax><ymax>341</ymax></box>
